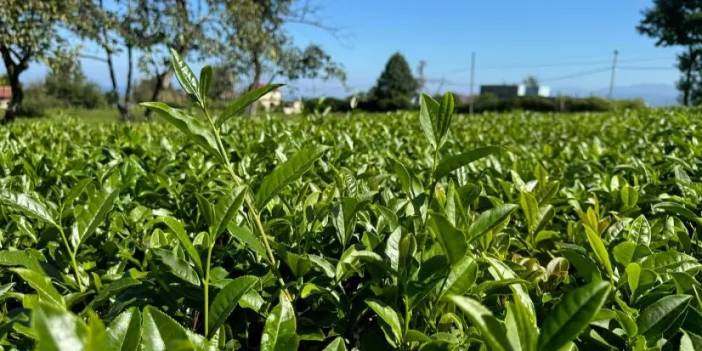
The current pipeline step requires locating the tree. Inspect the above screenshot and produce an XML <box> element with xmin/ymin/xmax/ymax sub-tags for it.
<box><xmin>368</xmin><ymin>52</ymin><xmax>418</xmax><ymax>111</ymax></box>
<box><xmin>0</xmin><ymin>1</ymin><xmax>79</xmax><ymax>122</ymax></box>
<box><xmin>43</xmin><ymin>53</ymin><xmax>106</xmax><ymax>109</ymax></box>
<box><xmin>74</xmin><ymin>0</ymin><xmax>163</xmax><ymax>121</ymax></box>
<box><xmin>140</xmin><ymin>0</ymin><xmax>218</xmax><ymax>118</ymax></box>
<box><xmin>217</xmin><ymin>0</ymin><xmax>346</xmax><ymax>114</ymax></box>
<box><xmin>637</xmin><ymin>0</ymin><xmax>702</xmax><ymax>105</ymax></box>
<box><xmin>523</xmin><ymin>76</ymin><xmax>539</xmax><ymax>89</ymax></box>
<box><xmin>131</xmin><ymin>76</ymin><xmax>186</xmax><ymax>106</ymax></box>
<box><xmin>208</xmin><ymin>64</ymin><xmax>237</xmax><ymax>100</ymax></box>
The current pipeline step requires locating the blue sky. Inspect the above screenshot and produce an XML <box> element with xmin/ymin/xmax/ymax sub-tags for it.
<box><xmin>11</xmin><ymin>0</ymin><xmax>681</xmax><ymax>100</ymax></box>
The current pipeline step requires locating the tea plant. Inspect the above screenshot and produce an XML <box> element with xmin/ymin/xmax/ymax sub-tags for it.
<box><xmin>1</xmin><ymin>50</ymin><xmax>702</xmax><ymax>350</ymax></box>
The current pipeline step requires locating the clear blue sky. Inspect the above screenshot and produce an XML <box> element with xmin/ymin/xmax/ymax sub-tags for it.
<box><xmin>13</xmin><ymin>0</ymin><xmax>681</xmax><ymax>99</ymax></box>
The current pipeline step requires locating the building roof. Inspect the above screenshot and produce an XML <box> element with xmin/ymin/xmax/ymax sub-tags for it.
<box><xmin>0</xmin><ymin>86</ymin><xmax>11</xmax><ymax>100</ymax></box>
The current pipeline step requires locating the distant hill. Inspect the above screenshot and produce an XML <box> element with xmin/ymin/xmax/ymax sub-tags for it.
<box><xmin>552</xmin><ymin>83</ymin><xmax>678</xmax><ymax>107</ymax></box>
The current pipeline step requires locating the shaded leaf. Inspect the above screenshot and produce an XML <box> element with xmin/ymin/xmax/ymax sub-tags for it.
<box><xmin>199</xmin><ymin>65</ymin><xmax>213</xmax><ymax>104</ymax></box>
<box><xmin>428</xmin><ymin>213</ymin><xmax>466</xmax><ymax>265</ymax></box>
<box><xmin>365</xmin><ymin>299</ymin><xmax>403</xmax><ymax>346</ymax></box>
<box><xmin>322</xmin><ymin>337</ymin><xmax>347</xmax><ymax>351</ymax></box>
<box><xmin>637</xmin><ymin>294</ymin><xmax>691</xmax><ymax>338</ymax></box>
<box><xmin>212</xmin><ymin>186</ymin><xmax>247</xmax><ymax>241</ymax></box>
<box><xmin>434</xmin><ymin>146</ymin><xmax>502</xmax><ymax>179</ymax></box>
<box><xmin>584</xmin><ymin>226</ymin><xmax>614</xmax><ymax>279</ymax></box>
<box><xmin>208</xmin><ymin>275</ymin><xmax>258</xmax><ymax>337</ymax></box>
<box><xmin>140</xmin><ymin>102</ymin><xmax>220</xmax><ymax>157</ymax></box>
<box><xmin>152</xmin><ymin>248</ymin><xmax>200</xmax><ymax>286</ymax></box>
<box><xmin>255</xmin><ymin>145</ymin><xmax>328</xmax><ymax>209</ymax></box>
<box><xmin>440</xmin><ymin>255</ymin><xmax>477</xmax><ymax>298</ymax></box>
<box><xmin>141</xmin><ymin>305</ymin><xmax>206</xmax><ymax>351</ymax></box>
<box><xmin>448</xmin><ymin>295</ymin><xmax>512</xmax><ymax>351</ymax></box>
<box><xmin>467</xmin><ymin>204</ymin><xmax>518</xmax><ymax>242</ymax></box>
<box><xmin>161</xmin><ymin>216</ymin><xmax>202</xmax><ymax>274</ymax></box>
<box><xmin>11</xmin><ymin>268</ymin><xmax>64</xmax><ymax>308</ymax></box>
<box><xmin>538</xmin><ymin>281</ymin><xmax>610</xmax><ymax>351</ymax></box>
<box><xmin>261</xmin><ymin>293</ymin><xmax>299</xmax><ymax>351</ymax></box>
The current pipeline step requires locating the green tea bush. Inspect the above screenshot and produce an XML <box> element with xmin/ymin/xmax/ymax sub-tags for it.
<box><xmin>1</xmin><ymin>50</ymin><xmax>701</xmax><ymax>350</ymax></box>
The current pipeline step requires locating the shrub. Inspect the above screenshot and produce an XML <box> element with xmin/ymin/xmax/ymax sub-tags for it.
<box><xmin>565</xmin><ymin>96</ymin><xmax>611</xmax><ymax>112</ymax></box>
<box><xmin>43</xmin><ymin>64</ymin><xmax>107</xmax><ymax>109</ymax></box>
<box><xmin>473</xmin><ymin>93</ymin><xmax>500</xmax><ymax>112</ymax></box>
<box><xmin>20</xmin><ymin>84</ymin><xmax>62</xmax><ymax>117</ymax></box>
<box><xmin>511</xmin><ymin>96</ymin><xmax>558</xmax><ymax>112</ymax></box>
<box><xmin>302</xmin><ymin>96</ymin><xmax>353</xmax><ymax>113</ymax></box>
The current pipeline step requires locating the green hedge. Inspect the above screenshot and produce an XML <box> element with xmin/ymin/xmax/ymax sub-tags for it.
<box><xmin>302</xmin><ymin>95</ymin><xmax>647</xmax><ymax>114</ymax></box>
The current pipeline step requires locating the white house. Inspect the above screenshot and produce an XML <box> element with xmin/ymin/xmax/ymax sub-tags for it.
<box><xmin>480</xmin><ymin>84</ymin><xmax>550</xmax><ymax>99</ymax></box>
<box><xmin>283</xmin><ymin>100</ymin><xmax>303</xmax><ymax>115</ymax></box>
<box><xmin>257</xmin><ymin>84</ymin><xmax>282</xmax><ymax>112</ymax></box>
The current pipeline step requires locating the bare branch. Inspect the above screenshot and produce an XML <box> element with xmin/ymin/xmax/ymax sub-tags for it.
<box><xmin>78</xmin><ymin>53</ymin><xmax>108</xmax><ymax>63</ymax></box>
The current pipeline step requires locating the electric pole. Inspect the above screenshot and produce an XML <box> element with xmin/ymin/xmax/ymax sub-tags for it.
<box><xmin>608</xmin><ymin>50</ymin><xmax>618</xmax><ymax>100</ymax></box>
<box><xmin>417</xmin><ymin>60</ymin><xmax>427</xmax><ymax>92</ymax></box>
<box><xmin>416</xmin><ymin>60</ymin><xmax>427</xmax><ymax>104</ymax></box>
<box><xmin>469</xmin><ymin>52</ymin><xmax>476</xmax><ymax>115</ymax></box>
<box><xmin>435</xmin><ymin>77</ymin><xmax>446</xmax><ymax>96</ymax></box>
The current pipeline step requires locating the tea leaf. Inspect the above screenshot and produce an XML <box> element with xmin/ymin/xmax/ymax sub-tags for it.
<box><xmin>255</xmin><ymin>145</ymin><xmax>328</xmax><ymax>209</ymax></box>
<box><xmin>106</xmin><ymin>307</ymin><xmax>142</xmax><ymax>351</ymax></box>
<box><xmin>434</xmin><ymin>146</ymin><xmax>501</xmax><ymax>179</ymax></box>
<box><xmin>538</xmin><ymin>281</ymin><xmax>610</xmax><ymax>351</ymax></box>
<box><xmin>260</xmin><ymin>293</ymin><xmax>299</xmax><ymax>351</ymax></box>
<box><xmin>208</xmin><ymin>275</ymin><xmax>258</xmax><ymax>337</ymax></box>
<box><xmin>448</xmin><ymin>295</ymin><xmax>512</xmax><ymax>351</ymax></box>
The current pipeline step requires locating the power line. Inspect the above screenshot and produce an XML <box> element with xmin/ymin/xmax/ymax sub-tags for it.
<box><xmin>424</xmin><ymin>57</ymin><xmax>675</xmax><ymax>91</ymax></box>
<box><xmin>441</xmin><ymin>56</ymin><xmax>676</xmax><ymax>75</ymax></box>
<box><xmin>539</xmin><ymin>67</ymin><xmax>612</xmax><ymax>83</ymax></box>
<box><xmin>427</xmin><ymin>68</ymin><xmax>611</xmax><ymax>87</ymax></box>
<box><xmin>619</xmin><ymin>65</ymin><xmax>676</xmax><ymax>70</ymax></box>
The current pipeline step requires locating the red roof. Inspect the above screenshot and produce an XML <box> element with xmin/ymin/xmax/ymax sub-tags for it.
<box><xmin>0</xmin><ymin>86</ymin><xmax>11</xmax><ymax>100</ymax></box>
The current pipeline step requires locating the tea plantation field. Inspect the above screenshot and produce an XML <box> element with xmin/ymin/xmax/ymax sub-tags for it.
<box><xmin>1</xmin><ymin>107</ymin><xmax>702</xmax><ymax>350</ymax></box>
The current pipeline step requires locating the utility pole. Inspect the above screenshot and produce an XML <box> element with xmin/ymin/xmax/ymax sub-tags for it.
<box><xmin>417</xmin><ymin>60</ymin><xmax>427</xmax><ymax>92</ymax></box>
<box><xmin>469</xmin><ymin>52</ymin><xmax>476</xmax><ymax>115</ymax></box>
<box><xmin>416</xmin><ymin>60</ymin><xmax>427</xmax><ymax>104</ymax></box>
<box><xmin>608</xmin><ymin>50</ymin><xmax>618</xmax><ymax>100</ymax></box>
<box><xmin>435</xmin><ymin>77</ymin><xmax>446</xmax><ymax>96</ymax></box>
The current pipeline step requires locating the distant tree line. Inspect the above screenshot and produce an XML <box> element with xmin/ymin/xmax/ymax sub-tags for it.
<box><xmin>303</xmin><ymin>94</ymin><xmax>646</xmax><ymax>115</ymax></box>
<box><xmin>317</xmin><ymin>52</ymin><xmax>645</xmax><ymax>114</ymax></box>
<box><xmin>0</xmin><ymin>0</ymin><xmax>346</xmax><ymax>122</ymax></box>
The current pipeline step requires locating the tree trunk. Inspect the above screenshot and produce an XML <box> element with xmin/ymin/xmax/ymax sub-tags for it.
<box><xmin>144</xmin><ymin>69</ymin><xmax>171</xmax><ymax>119</ymax></box>
<box><xmin>145</xmin><ymin>45</ymin><xmax>185</xmax><ymax>119</ymax></box>
<box><xmin>4</xmin><ymin>70</ymin><xmax>23</xmax><ymax>123</ymax></box>
<box><xmin>123</xmin><ymin>45</ymin><xmax>134</xmax><ymax>119</ymax></box>
<box><xmin>248</xmin><ymin>54</ymin><xmax>263</xmax><ymax>116</ymax></box>
<box><xmin>683</xmin><ymin>45</ymin><xmax>693</xmax><ymax>106</ymax></box>
<box><xmin>104</xmin><ymin>46</ymin><xmax>130</xmax><ymax>121</ymax></box>
<box><xmin>0</xmin><ymin>46</ymin><xmax>28</xmax><ymax>123</ymax></box>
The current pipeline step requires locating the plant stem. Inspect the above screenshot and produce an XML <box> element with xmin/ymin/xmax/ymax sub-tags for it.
<box><xmin>203</xmin><ymin>243</ymin><xmax>214</xmax><ymax>334</ymax></box>
<box><xmin>201</xmin><ymin>107</ymin><xmax>287</xmax><ymax>296</ymax></box>
<box><xmin>56</xmin><ymin>225</ymin><xmax>82</xmax><ymax>291</ymax></box>
<box><xmin>206</xmin><ymin>110</ymin><xmax>277</xmax><ymax>269</ymax></box>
